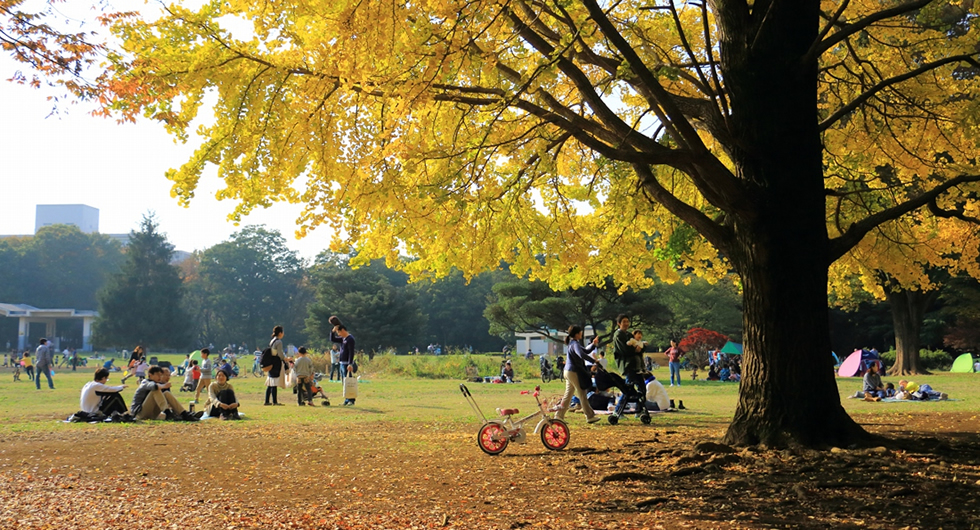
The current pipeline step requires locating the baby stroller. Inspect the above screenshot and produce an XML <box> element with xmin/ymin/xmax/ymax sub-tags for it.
<box><xmin>309</xmin><ymin>373</ymin><xmax>331</xmax><ymax>406</ymax></box>
<box><xmin>540</xmin><ymin>357</ymin><xmax>557</xmax><ymax>383</ymax></box>
<box><xmin>594</xmin><ymin>367</ymin><xmax>651</xmax><ymax>425</ymax></box>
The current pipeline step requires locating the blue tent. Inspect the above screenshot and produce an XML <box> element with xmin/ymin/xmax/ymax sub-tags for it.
<box><xmin>720</xmin><ymin>341</ymin><xmax>743</xmax><ymax>355</ymax></box>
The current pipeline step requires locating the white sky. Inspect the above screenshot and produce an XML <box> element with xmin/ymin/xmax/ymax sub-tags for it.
<box><xmin>0</xmin><ymin>1</ymin><xmax>332</xmax><ymax>260</ymax></box>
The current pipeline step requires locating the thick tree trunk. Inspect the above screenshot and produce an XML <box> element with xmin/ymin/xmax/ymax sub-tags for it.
<box><xmin>885</xmin><ymin>288</ymin><xmax>937</xmax><ymax>376</ymax></box>
<box><xmin>716</xmin><ymin>1</ymin><xmax>870</xmax><ymax>447</ymax></box>
<box><xmin>724</xmin><ymin>230</ymin><xmax>869</xmax><ymax>447</ymax></box>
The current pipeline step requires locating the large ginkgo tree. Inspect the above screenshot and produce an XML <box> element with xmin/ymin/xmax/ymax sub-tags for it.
<box><xmin>96</xmin><ymin>0</ymin><xmax>980</xmax><ymax>446</ymax></box>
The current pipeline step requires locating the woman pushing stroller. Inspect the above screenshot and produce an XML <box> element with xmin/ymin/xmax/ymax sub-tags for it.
<box><xmin>556</xmin><ymin>325</ymin><xmax>602</xmax><ymax>424</ymax></box>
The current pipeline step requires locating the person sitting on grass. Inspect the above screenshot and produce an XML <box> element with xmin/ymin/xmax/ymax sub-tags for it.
<box><xmin>848</xmin><ymin>363</ymin><xmax>886</xmax><ymax>400</ymax></box>
<box><xmin>884</xmin><ymin>382</ymin><xmax>896</xmax><ymax>398</ymax></box>
<box><xmin>501</xmin><ymin>360</ymin><xmax>515</xmax><ymax>383</ymax></box>
<box><xmin>80</xmin><ymin>368</ymin><xmax>129</xmax><ymax>416</ymax></box>
<box><xmin>644</xmin><ymin>374</ymin><xmax>670</xmax><ymax>411</ymax></box>
<box><xmin>898</xmin><ymin>380</ymin><xmax>948</xmax><ymax>401</ymax></box>
<box><xmin>130</xmin><ymin>366</ymin><xmax>199</xmax><ymax>421</ymax></box>
<box><xmin>206</xmin><ymin>370</ymin><xmax>240</xmax><ymax>420</ymax></box>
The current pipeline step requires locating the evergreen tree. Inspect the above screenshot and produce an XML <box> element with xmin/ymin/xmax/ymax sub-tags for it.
<box><xmin>484</xmin><ymin>277</ymin><xmax>670</xmax><ymax>343</ymax></box>
<box><xmin>306</xmin><ymin>255</ymin><xmax>426</xmax><ymax>353</ymax></box>
<box><xmin>93</xmin><ymin>215</ymin><xmax>193</xmax><ymax>349</ymax></box>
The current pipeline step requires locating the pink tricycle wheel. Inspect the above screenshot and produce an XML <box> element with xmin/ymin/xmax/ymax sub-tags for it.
<box><xmin>541</xmin><ymin>419</ymin><xmax>570</xmax><ymax>451</ymax></box>
<box><xmin>478</xmin><ymin>422</ymin><xmax>509</xmax><ymax>455</ymax></box>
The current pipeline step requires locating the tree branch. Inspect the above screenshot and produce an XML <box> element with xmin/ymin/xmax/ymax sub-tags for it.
<box><xmin>828</xmin><ymin>174</ymin><xmax>980</xmax><ymax>262</ymax></box>
<box><xmin>579</xmin><ymin>0</ymin><xmax>752</xmax><ymax>218</ymax></box>
<box><xmin>819</xmin><ymin>54</ymin><xmax>980</xmax><ymax>130</ymax></box>
<box><xmin>928</xmin><ymin>199</ymin><xmax>980</xmax><ymax>225</ymax></box>
<box><xmin>807</xmin><ymin>0</ymin><xmax>937</xmax><ymax>61</ymax></box>
<box><xmin>632</xmin><ymin>163</ymin><xmax>733</xmax><ymax>253</ymax></box>
<box><xmin>813</xmin><ymin>0</ymin><xmax>851</xmax><ymax>53</ymax></box>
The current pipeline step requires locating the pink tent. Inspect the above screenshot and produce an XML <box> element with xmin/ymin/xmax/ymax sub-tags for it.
<box><xmin>837</xmin><ymin>350</ymin><xmax>863</xmax><ymax>377</ymax></box>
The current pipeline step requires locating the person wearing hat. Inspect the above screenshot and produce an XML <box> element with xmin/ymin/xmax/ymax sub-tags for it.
<box><xmin>501</xmin><ymin>360</ymin><xmax>515</xmax><ymax>383</ymax></box>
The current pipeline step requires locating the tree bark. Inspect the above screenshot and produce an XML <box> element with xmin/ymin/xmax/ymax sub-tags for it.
<box><xmin>715</xmin><ymin>1</ymin><xmax>871</xmax><ymax>447</ymax></box>
<box><xmin>885</xmin><ymin>287</ymin><xmax>938</xmax><ymax>376</ymax></box>
<box><xmin>724</xmin><ymin>216</ymin><xmax>869</xmax><ymax>447</ymax></box>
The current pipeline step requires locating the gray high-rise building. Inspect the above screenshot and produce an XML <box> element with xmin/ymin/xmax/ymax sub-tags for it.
<box><xmin>35</xmin><ymin>204</ymin><xmax>100</xmax><ymax>234</ymax></box>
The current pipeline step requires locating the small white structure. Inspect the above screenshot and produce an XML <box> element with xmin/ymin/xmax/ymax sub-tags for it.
<box><xmin>514</xmin><ymin>326</ymin><xmax>598</xmax><ymax>357</ymax></box>
<box><xmin>35</xmin><ymin>204</ymin><xmax>99</xmax><ymax>234</ymax></box>
<box><xmin>0</xmin><ymin>303</ymin><xmax>97</xmax><ymax>351</ymax></box>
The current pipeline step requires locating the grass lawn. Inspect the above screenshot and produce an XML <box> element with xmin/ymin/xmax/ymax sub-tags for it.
<box><xmin>1</xmin><ymin>358</ymin><xmax>978</xmax><ymax>529</ymax></box>
<box><xmin>1</xmin><ymin>356</ymin><xmax>977</xmax><ymax>431</ymax></box>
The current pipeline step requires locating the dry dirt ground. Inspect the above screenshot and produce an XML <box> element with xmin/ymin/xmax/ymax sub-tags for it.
<box><xmin>1</xmin><ymin>412</ymin><xmax>978</xmax><ymax>530</ymax></box>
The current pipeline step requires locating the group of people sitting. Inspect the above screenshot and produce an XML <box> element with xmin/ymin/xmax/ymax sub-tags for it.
<box><xmin>853</xmin><ymin>363</ymin><xmax>949</xmax><ymax>401</ymax></box>
<box><xmin>704</xmin><ymin>362</ymin><xmax>741</xmax><ymax>382</ymax></box>
<box><xmin>74</xmin><ymin>363</ymin><xmax>242</xmax><ymax>423</ymax></box>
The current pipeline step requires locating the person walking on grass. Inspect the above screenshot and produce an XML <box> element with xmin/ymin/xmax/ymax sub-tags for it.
<box><xmin>120</xmin><ymin>345</ymin><xmax>143</xmax><ymax>384</ymax></box>
<box><xmin>293</xmin><ymin>347</ymin><xmax>315</xmax><ymax>406</ymax></box>
<box><xmin>194</xmin><ymin>349</ymin><xmax>213</xmax><ymax>404</ymax></box>
<box><xmin>264</xmin><ymin>326</ymin><xmax>287</xmax><ymax>406</ymax></box>
<box><xmin>556</xmin><ymin>325</ymin><xmax>602</xmax><ymax>424</ymax></box>
<box><xmin>331</xmin><ymin>322</ymin><xmax>357</xmax><ymax>406</ymax></box>
<box><xmin>22</xmin><ymin>351</ymin><xmax>34</xmax><ymax>381</ymax></box>
<box><xmin>34</xmin><ymin>338</ymin><xmax>55</xmax><ymax>390</ymax></box>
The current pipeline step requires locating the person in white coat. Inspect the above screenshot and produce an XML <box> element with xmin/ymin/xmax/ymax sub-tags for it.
<box><xmin>80</xmin><ymin>368</ymin><xmax>128</xmax><ymax>414</ymax></box>
<box><xmin>645</xmin><ymin>374</ymin><xmax>670</xmax><ymax>411</ymax></box>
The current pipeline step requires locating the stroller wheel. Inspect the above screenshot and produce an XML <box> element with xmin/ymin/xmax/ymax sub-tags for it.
<box><xmin>640</xmin><ymin>414</ymin><xmax>652</xmax><ymax>425</ymax></box>
<box><xmin>607</xmin><ymin>415</ymin><xmax>619</xmax><ymax>425</ymax></box>
<box><xmin>322</xmin><ymin>400</ymin><xmax>330</xmax><ymax>406</ymax></box>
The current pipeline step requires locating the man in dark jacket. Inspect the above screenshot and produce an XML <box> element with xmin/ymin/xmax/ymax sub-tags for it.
<box><xmin>131</xmin><ymin>366</ymin><xmax>198</xmax><ymax>421</ymax></box>
<box><xmin>331</xmin><ymin>324</ymin><xmax>357</xmax><ymax>405</ymax></box>
<box><xmin>611</xmin><ymin>315</ymin><xmax>646</xmax><ymax>416</ymax></box>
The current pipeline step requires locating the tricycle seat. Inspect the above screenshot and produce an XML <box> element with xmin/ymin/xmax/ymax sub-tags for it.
<box><xmin>498</xmin><ymin>408</ymin><xmax>519</xmax><ymax>416</ymax></box>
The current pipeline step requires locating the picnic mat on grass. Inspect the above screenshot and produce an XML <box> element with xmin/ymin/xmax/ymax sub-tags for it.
<box><xmin>880</xmin><ymin>398</ymin><xmax>959</xmax><ymax>403</ymax></box>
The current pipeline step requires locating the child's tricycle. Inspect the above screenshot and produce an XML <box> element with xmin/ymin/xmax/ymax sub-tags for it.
<box><xmin>459</xmin><ymin>384</ymin><xmax>570</xmax><ymax>455</ymax></box>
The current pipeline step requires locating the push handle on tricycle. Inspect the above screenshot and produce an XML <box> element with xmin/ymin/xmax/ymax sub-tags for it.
<box><xmin>460</xmin><ymin>383</ymin><xmax>489</xmax><ymax>424</ymax></box>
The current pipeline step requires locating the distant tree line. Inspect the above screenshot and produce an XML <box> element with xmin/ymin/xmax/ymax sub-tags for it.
<box><xmin>8</xmin><ymin>220</ymin><xmax>980</xmax><ymax>357</ymax></box>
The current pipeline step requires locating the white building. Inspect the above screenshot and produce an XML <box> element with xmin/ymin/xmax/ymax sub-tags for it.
<box><xmin>0</xmin><ymin>303</ymin><xmax>97</xmax><ymax>351</ymax></box>
<box><xmin>35</xmin><ymin>204</ymin><xmax>100</xmax><ymax>234</ymax></box>
<box><xmin>514</xmin><ymin>326</ymin><xmax>598</xmax><ymax>356</ymax></box>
